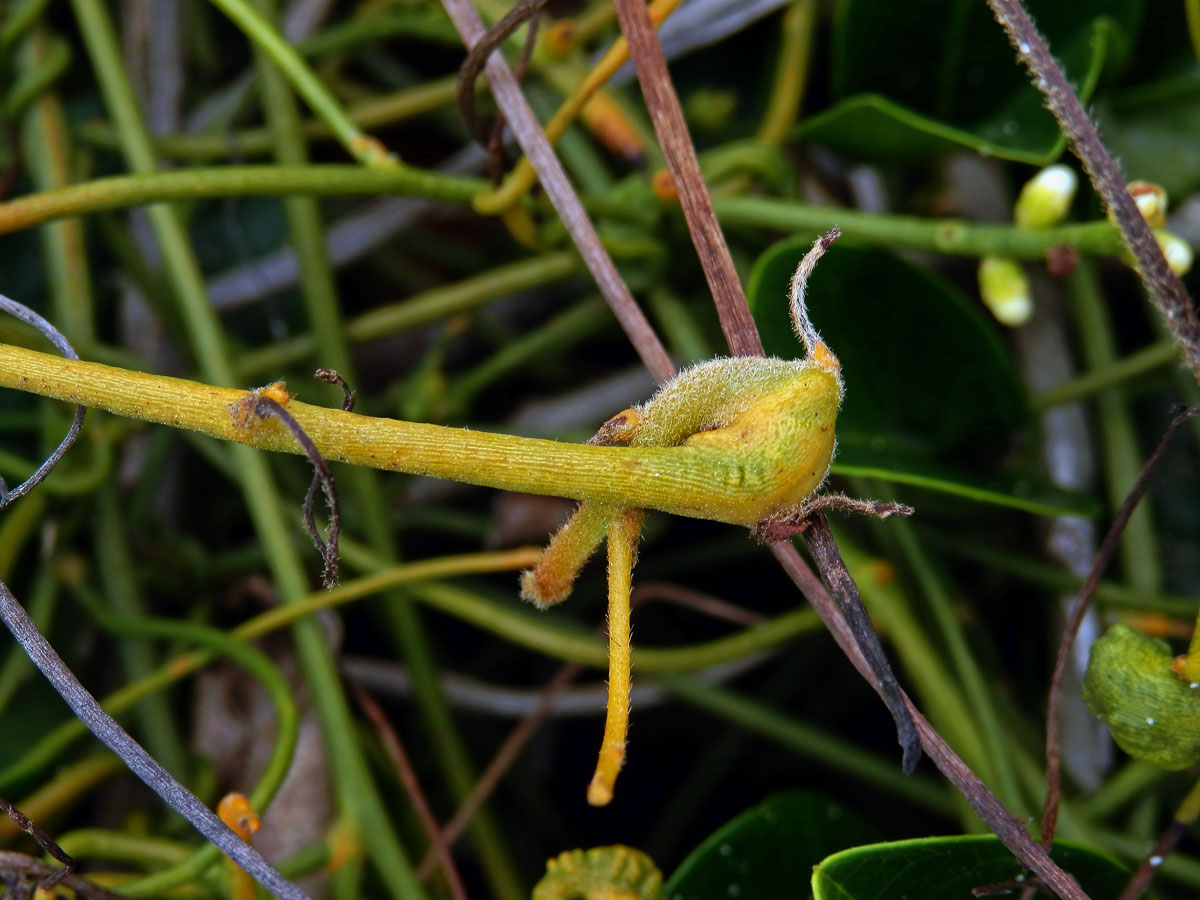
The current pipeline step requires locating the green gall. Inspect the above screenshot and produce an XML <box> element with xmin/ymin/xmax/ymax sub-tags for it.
<box><xmin>1082</xmin><ymin>624</ymin><xmax>1200</xmax><ymax>770</ymax></box>
<box><xmin>1128</xmin><ymin>180</ymin><xmax>1168</xmax><ymax>229</ymax></box>
<box><xmin>1014</xmin><ymin>164</ymin><xmax>1077</xmax><ymax>228</ymax></box>
<box><xmin>1154</xmin><ymin>230</ymin><xmax>1193</xmax><ymax>276</ymax></box>
<box><xmin>978</xmin><ymin>256</ymin><xmax>1032</xmax><ymax>327</ymax></box>
<box><xmin>533</xmin><ymin>846</ymin><xmax>662</xmax><ymax>900</ymax></box>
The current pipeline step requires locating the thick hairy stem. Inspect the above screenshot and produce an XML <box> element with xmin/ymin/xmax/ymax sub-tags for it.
<box><xmin>588</xmin><ymin>507</ymin><xmax>644</xmax><ymax>806</ymax></box>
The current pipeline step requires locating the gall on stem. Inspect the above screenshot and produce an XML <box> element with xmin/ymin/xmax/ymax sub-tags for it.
<box><xmin>521</xmin><ymin>230</ymin><xmax>915</xmax><ymax>803</ymax></box>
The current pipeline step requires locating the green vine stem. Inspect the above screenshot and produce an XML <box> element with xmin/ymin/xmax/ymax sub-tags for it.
<box><xmin>0</xmin><ymin>165</ymin><xmax>486</xmax><ymax>234</ymax></box>
<box><xmin>0</xmin><ymin>755</ymin><xmax>120</xmax><ymax>840</ymax></box>
<box><xmin>67</xmin><ymin>2</ymin><xmax>424</xmax><ymax>894</ymax></box>
<box><xmin>1067</xmin><ymin>260</ymin><xmax>1161</xmax><ymax>593</ymax></box>
<box><xmin>76</xmin><ymin>77</ymin><xmax>459</xmax><ymax>161</ymax></box>
<box><xmin>0</xmin><ymin>172</ymin><xmax>1127</xmax><ymax>260</ymax></box>
<box><xmin>1</xmin><ymin>343</ymin><xmax>840</xmax><ymax>525</ymax></box>
<box><xmin>659</xmin><ymin>673</ymin><xmax>953</xmax><ymax>815</ymax></box>
<box><xmin>55</xmin><ymin>829</ymin><xmax>190</xmax><ymax>873</ymax></box>
<box><xmin>236</xmin><ymin>250</ymin><xmax>584</xmax><ymax>377</ymax></box>
<box><xmin>94</xmin><ymin>489</ymin><xmax>189</xmax><ymax>784</ymax></box>
<box><xmin>1033</xmin><ymin>339</ymin><xmax>1179</xmax><ymax>411</ymax></box>
<box><xmin>247</xmin><ymin>0</ymin><xmax>523</xmax><ymax>889</ymax></box>
<box><xmin>205</xmin><ymin>0</ymin><xmax>395</xmax><ymax>166</ymax></box>
<box><xmin>713</xmin><ymin>196</ymin><xmax>1123</xmax><ymax>259</ymax></box>
<box><xmin>0</xmin><ymin>548</ymin><xmax>829</xmax><ymax>794</ymax></box>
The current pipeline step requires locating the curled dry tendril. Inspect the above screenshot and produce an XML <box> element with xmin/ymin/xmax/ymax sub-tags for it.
<box><xmin>0</xmin><ymin>293</ymin><xmax>85</xmax><ymax>509</ymax></box>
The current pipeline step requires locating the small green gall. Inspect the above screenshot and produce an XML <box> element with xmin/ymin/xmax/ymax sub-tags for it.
<box><xmin>978</xmin><ymin>256</ymin><xmax>1032</xmax><ymax>327</ymax></box>
<box><xmin>1155</xmin><ymin>229</ymin><xmax>1193</xmax><ymax>276</ymax></box>
<box><xmin>533</xmin><ymin>846</ymin><xmax>662</xmax><ymax>900</ymax></box>
<box><xmin>1082</xmin><ymin>624</ymin><xmax>1200</xmax><ymax>770</ymax></box>
<box><xmin>1014</xmin><ymin>164</ymin><xmax>1077</xmax><ymax>228</ymax></box>
<box><xmin>1128</xmin><ymin>180</ymin><xmax>1168</xmax><ymax>229</ymax></box>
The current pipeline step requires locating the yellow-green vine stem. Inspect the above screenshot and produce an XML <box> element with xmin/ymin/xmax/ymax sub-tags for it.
<box><xmin>0</xmin><ymin>165</ymin><xmax>487</xmax><ymax>235</ymax></box>
<box><xmin>0</xmin><ymin>549</ymin><xmax>829</xmax><ymax>793</ymax></box>
<box><xmin>712</xmin><ymin>196</ymin><xmax>1123</xmax><ymax>259</ymax></box>
<box><xmin>19</xmin><ymin>27</ymin><xmax>93</xmax><ymax>344</ymax></box>
<box><xmin>66</xmin><ymin>585</ymin><xmax>300</xmax><ymax>898</ymax></box>
<box><xmin>1</xmin><ymin>344</ymin><xmax>832</xmax><ymax>524</ymax></box>
<box><xmin>1067</xmin><ymin>259</ymin><xmax>1161</xmax><ymax>593</ymax></box>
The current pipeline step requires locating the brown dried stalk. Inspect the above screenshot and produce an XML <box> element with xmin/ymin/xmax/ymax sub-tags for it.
<box><xmin>350</xmin><ymin>683</ymin><xmax>469</xmax><ymax>900</ymax></box>
<box><xmin>771</xmin><ymin>544</ymin><xmax>1090</xmax><ymax>900</ymax></box>
<box><xmin>440</xmin><ymin>0</ymin><xmax>675</xmax><ymax>384</ymax></box>
<box><xmin>609</xmin><ymin>0</ymin><xmax>763</xmax><ymax>357</ymax></box>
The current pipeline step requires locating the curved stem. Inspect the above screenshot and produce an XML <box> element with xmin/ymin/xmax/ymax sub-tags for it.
<box><xmin>988</xmin><ymin>0</ymin><xmax>1200</xmax><ymax>382</ymax></box>
<box><xmin>66</xmin><ymin>591</ymin><xmax>300</xmax><ymax>898</ymax></box>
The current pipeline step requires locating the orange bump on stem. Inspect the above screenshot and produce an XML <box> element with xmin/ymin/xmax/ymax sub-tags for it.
<box><xmin>651</xmin><ymin>169</ymin><xmax>677</xmax><ymax>203</ymax></box>
<box><xmin>542</xmin><ymin>19</ymin><xmax>578</xmax><ymax>56</ymax></box>
<box><xmin>217</xmin><ymin>792</ymin><xmax>260</xmax><ymax>841</ymax></box>
<box><xmin>229</xmin><ymin>381</ymin><xmax>292</xmax><ymax>427</ymax></box>
<box><xmin>217</xmin><ymin>792</ymin><xmax>260</xmax><ymax>900</ymax></box>
<box><xmin>587</xmin><ymin>507</ymin><xmax>643</xmax><ymax>806</ymax></box>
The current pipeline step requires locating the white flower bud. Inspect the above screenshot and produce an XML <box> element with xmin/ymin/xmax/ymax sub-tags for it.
<box><xmin>1014</xmin><ymin>164</ymin><xmax>1077</xmax><ymax>228</ymax></box>
<box><xmin>1128</xmin><ymin>181</ymin><xmax>1168</xmax><ymax>228</ymax></box>
<box><xmin>1155</xmin><ymin>230</ymin><xmax>1193</xmax><ymax>276</ymax></box>
<box><xmin>978</xmin><ymin>256</ymin><xmax>1032</xmax><ymax>327</ymax></box>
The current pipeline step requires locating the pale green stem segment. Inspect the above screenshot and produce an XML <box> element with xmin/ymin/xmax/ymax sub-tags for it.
<box><xmin>0</xmin><ymin>344</ymin><xmax>839</xmax><ymax>528</ymax></box>
<box><xmin>0</xmin><ymin>165</ymin><xmax>486</xmax><ymax>235</ymax></box>
<box><xmin>205</xmin><ymin>0</ymin><xmax>395</xmax><ymax>166</ymax></box>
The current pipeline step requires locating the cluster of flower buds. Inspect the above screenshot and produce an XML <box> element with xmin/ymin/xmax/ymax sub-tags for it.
<box><xmin>978</xmin><ymin>168</ymin><xmax>1193</xmax><ymax>328</ymax></box>
<box><xmin>1123</xmin><ymin>180</ymin><xmax>1194</xmax><ymax>277</ymax></box>
<box><xmin>978</xmin><ymin>164</ymin><xmax>1077</xmax><ymax>327</ymax></box>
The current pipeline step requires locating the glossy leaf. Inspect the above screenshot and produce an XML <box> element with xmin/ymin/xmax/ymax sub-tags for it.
<box><xmin>665</xmin><ymin>790</ymin><xmax>876</xmax><ymax>900</ymax></box>
<box><xmin>797</xmin><ymin>0</ymin><xmax>1140</xmax><ymax>163</ymax></box>
<box><xmin>812</xmin><ymin>835</ymin><xmax>1130</xmax><ymax>900</ymax></box>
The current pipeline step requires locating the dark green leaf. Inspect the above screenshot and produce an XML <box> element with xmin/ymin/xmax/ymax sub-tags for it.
<box><xmin>748</xmin><ymin>239</ymin><xmax>1026</xmax><ymax>455</ymax></box>
<box><xmin>798</xmin><ymin>1</ymin><xmax>1140</xmax><ymax>163</ymax></box>
<box><xmin>665</xmin><ymin>790</ymin><xmax>876</xmax><ymax>900</ymax></box>
<box><xmin>812</xmin><ymin>836</ymin><xmax>1130</xmax><ymax>900</ymax></box>
<box><xmin>746</xmin><ymin>239</ymin><xmax>1092</xmax><ymax>513</ymax></box>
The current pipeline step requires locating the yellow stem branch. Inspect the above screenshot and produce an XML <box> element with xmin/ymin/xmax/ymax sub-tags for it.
<box><xmin>588</xmin><ymin>506</ymin><xmax>642</xmax><ymax>806</ymax></box>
